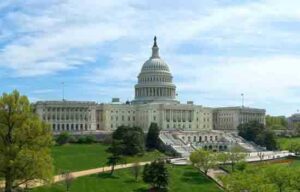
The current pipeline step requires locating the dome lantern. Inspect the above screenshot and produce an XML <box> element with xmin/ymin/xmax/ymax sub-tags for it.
<box><xmin>151</xmin><ymin>36</ymin><xmax>160</xmax><ymax>58</ymax></box>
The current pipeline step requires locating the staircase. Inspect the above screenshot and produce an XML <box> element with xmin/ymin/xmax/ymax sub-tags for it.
<box><xmin>159</xmin><ymin>132</ymin><xmax>194</xmax><ymax>157</ymax></box>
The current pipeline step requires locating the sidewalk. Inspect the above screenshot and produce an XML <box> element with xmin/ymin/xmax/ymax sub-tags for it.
<box><xmin>0</xmin><ymin>161</ymin><xmax>151</xmax><ymax>189</ymax></box>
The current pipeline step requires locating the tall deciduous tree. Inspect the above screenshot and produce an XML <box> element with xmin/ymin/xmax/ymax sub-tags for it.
<box><xmin>146</xmin><ymin>122</ymin><xmax>160</xmax><ymax>150</ymax></box>
<box><xmin>106</xmin><ymin>140</ymin><xmax>124</xmax><ymax>175</ymax></box>
<box><xmin>189</xmin><ymin>149</ymin><xmax>217</xmax><ymax>175</ymax></box>
<box><xmin>131</xmin><ymin>162</ymin><xmax>141</xmax><ymax>181</ymax></box>
<box><xmin>222</xmin><ymin>165</ymin><xmax>300</xmax><ymax>192</ymax></box>
<box><xmin>228</xmin><ymin>146</ymin><xmax>246</xmax><ymax>172</ymax></box>
<box><xmin>0</xmin><ymin>90</ymin><xmax>53</xmax><ymax>192</ymax></box>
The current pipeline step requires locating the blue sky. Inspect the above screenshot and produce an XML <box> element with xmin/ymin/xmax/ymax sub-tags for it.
<box><xmin>1</xmin><ymin>0</ymin><xmax>300</xmax><ymax>116</ymax></box>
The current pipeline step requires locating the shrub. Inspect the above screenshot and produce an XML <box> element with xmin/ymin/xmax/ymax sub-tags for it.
<box><xmin>77</xmin><ymin>136</ymin><xmax>86</xmax><ymax>144</ymax></box>
<box><xmin>85</xmin><ymin>135</ymin><xmax>97</xmax><ymax>143</ymax></box>
<box><xmin>56</xmin><ymin>132</ymin><xmax>72</xmax><ymax>145</ymax></box>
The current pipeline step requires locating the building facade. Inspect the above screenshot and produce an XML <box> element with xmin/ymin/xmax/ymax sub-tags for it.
<box><xmin>213</xmin><ymin>107</ymin><xmax>266</xmax><ymax>131</ymax></box>
<box><xmin>35</xmin><ymin>37</ymin><xmax>265</xmax><ymax>134</ymax></box>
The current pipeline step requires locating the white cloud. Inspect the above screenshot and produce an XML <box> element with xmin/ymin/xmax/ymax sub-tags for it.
<box><xmin>1</xmin><ymin>0</ymin><xmax>300</xmax><ymax>115</ymax></box>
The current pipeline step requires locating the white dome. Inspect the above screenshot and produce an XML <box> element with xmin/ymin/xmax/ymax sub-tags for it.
<box><xmin>132</xmin><ymin>37</ymin><xmax>178</xmax><ymax>104</ymax></box>
<box><xmin>141</xmin><ymin>58</ymin><xmax>170</xmax><ymax>72</ymax></box>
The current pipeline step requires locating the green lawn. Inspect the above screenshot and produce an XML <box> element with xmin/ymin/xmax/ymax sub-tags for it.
<box><xmin>52</xmin><ymin>144</ymin><xmax>165</xmax><ymax>173</ymax></box>
<box><xmin>277</xmin><ymin>137</ymin><xmax>300</xmax><ymax>150</ymax></box>
<box><xmin>32</xmin><ymin>165</ymin><xmax>222</xmax><ymax>192</ymax></box>
<box><xmin>288</xmin><ymin>159</ymin><xmax>300</xmax><ymax>168</ymax></box>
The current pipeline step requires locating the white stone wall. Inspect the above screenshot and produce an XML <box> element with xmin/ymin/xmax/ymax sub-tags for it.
<box><xmin>35</xmin><ymin>101</ymin><xmax>215</xmax><ymax>133</ymax></box>
<box><xmin>213</xmin><ymin>107</ymin><xmax>266</xmax><ymax>131</ymax></box>
<box><xmin>35</xmin><ymin>101</ymin><xmax>97</xmax><ymax>133</ymax></box>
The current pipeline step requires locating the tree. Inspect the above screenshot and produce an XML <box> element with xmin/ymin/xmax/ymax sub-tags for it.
<box><xmin>228</xmin><ymin>147</ymin><xmax>246</xmax><ymax>172</ymax></box>
<box><xmin>238</xmin><ymin>120</ymin><xmax>264</xmax><ymax>141</ymax></box>
<box><xmin>265</xmin><ymin>165</ymin><xmax>292</xmax><ymax>192</ymax></box>
<box><xmin>0</xmin><ymin>90</ymin><xmax>53</xmax><ymax>192</ymax></box>
<box><xmin>189</xmin><ymin>149</ymin><xmax>217</xmax><ymax>175</ymax></box>
<box><xmin>112</xmin><ymin>126</ymin><xmax>145</xmax><ymax>156</ymax></box>
<box><xmin>131</xmin><ymin>162</ymin><xmax>141</xmax><ymax>181</ymax></box>
<box><xmin>288</xmin><ymin>141</ymin><xmax>300</xmax><ymax>155</ymax></box>
<box><xmin>143</xmin><ymin>160</ymin><xmax>168</xmax><ymax>192</ymax></box>
<box><xmin>221</xmin><ymin>164</ymin><xmax>300</xmax><ymax>192</ymax></box>
<box><xmin>106</xmin><ymin>140</ymin><xmax>124</xmax><ymax>175</ymax></box>
<box><xmin>56</xmin><ymin>131</ymin><xmax>72</xmax><ymax>145</ymax></box>
<box><xmin>221</xmin><ymin>167</ymin><xmax>277</xmax><ymax>192</ymax></box>
<box><xmin>107</xmin><ymin>155</ymin><xmax>122</xmax><ymax>175</ymax></box>
<box><xmin>263</xmin><ymin>130</ymin><xmax>277</xmax><ymax>150</ymax></box>
<box><xmin>146</xmin><ymin>122</ymin><xmax>160</xmax><ymax>150</ymax></box>
<box><xmin>216</xmin><ymin>152</ymin><xmax>230</xmax><ymax>165</ymax></box>
<box><xmin>257</xmin><ymin>152</ymin><xmax>265</xmax><ymax>161</ymax></box>
<box><xmin>61</xmin><ymin>171</ymin><xmax>74</xmax><ymax>192</ymax></box>
<box><xmin>290</xmin><ymin>169</ymin><xmax>300</xmax><ymax>191</ymax></box>
<box><xmin>266</xmin><ymin>115</ymin><xmax>288</xmax><ymax>130</ymax></box>
<box><xmin>238</xmin><ymin>120</ymin><xmax>278</xmax><ymax>150</ymax></box>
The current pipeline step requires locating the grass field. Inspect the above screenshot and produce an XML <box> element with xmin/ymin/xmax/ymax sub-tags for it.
<box><xmin>52</xmin><ymin>144</ymin><xmax>165</xmax><ymax>173</ymax></box>
<box><xmin>277</xmin><ymin>137</ymin><xmax>300</xmax><ymax>150</ymax></box>
<box><xmin>32</xmin><ymin>165</ymin><xmax>222</xmax><ymax>192</ymax></box>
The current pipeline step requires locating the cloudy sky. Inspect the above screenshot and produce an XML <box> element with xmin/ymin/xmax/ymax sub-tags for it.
<box><xmin>1</xmin><ymin>0</ymin><xmax>300</xmax><ymax>116</ymax></box>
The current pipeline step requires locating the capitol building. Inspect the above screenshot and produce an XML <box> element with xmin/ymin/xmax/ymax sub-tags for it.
<box><xmin>35</xmin><ymin>37</ymin><xmax>265</xmax><ymax>140</ymax></box>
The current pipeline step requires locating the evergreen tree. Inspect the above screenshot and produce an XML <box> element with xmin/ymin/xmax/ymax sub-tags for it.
<box><xmin>0</xmin><ymin>90</ymin><xmax>53</xmax><ymax>192</ymax></box>
<box><xmin>143</xmin><ymin>160</ymin><xmax>169</xmax><ymax>192</ymax></box>
<box><xmin>111</xmin><ymin>126</ymin><xmax>145</xmax><ymax>156</ymax></box>
<box><xmin>237</xmin><ymin>120</ymin><xmax>277</xmax><ymax>150</ymax></box>
<box><xmin>146</xmin><ymin>122</ymin><xmax>160</xmax><ymax>150</ymax></box>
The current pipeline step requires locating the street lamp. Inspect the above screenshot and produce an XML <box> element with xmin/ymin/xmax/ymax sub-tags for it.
<box><xmin>62</xmin><ymin>82</ymin><xmax>65</xmax><ymax>101</ymax></box>
<box><xmin>241</xmin><ymin>93</ymin><xmax>244</xmax><ymax>108</ymax></box>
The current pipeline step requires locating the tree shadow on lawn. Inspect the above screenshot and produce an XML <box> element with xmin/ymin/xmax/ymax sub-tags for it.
<box><xmin>133</xmin><ymin>187</ymin><xmax>149</xmax><ymax>192</ymax></box>
<box><xmin>181</xmin><ymin>171</ymin><xmax>211</xmax><ymax>185</ymax></box>
<box><xmin>124</xmin><ymin>178</ymin><xmax>139</xmax><ymax>184</ymax></box>
<box><xmin>97</xmin><ymin>172</ymin><xmax>119</xmax><ymax>179</ymax></box>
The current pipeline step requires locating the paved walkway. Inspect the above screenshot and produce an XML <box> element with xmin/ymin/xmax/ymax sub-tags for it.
<box><xmin>207</xmin><ymin>168</ymin><xmax>226</xmax><ymax>187</ymax></box>
<box><xmin>0</xmin><ymin>161</ymin><xmax>151</xmax><ymax>189</ymax></box>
